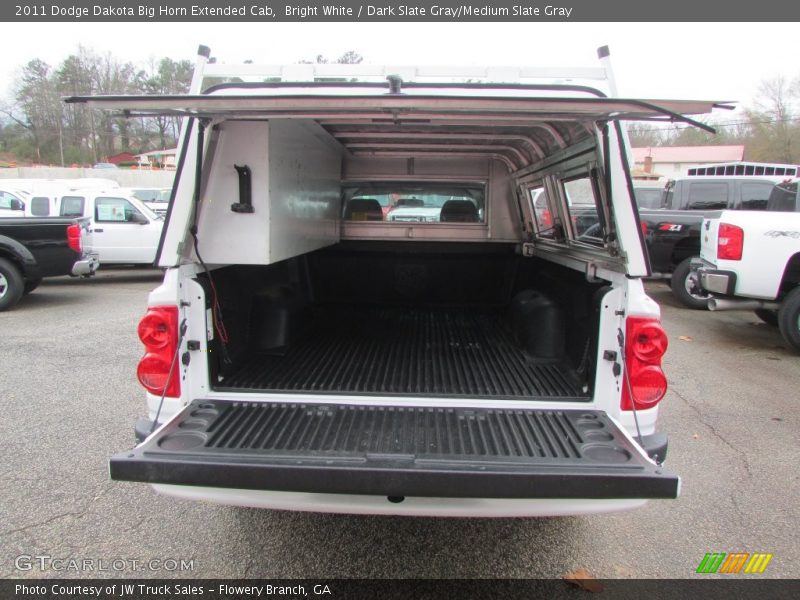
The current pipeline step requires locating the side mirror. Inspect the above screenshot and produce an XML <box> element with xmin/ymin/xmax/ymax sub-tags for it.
<box><xmin>10</xmin><ymin>199</ymin><xmax>24</xmax><ymax>211</ymax></box>
<box><xmin>130</xmin><ymin>212</ymin><xmax>149</xmax><ymax>225</ymax></box>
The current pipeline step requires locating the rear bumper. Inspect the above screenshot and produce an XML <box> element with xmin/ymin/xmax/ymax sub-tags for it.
<box><xmin>115</xmin><ymin>399</ymin><xmax>678</xmax><ymax>501</ymax></box>
<box><xmin>694</xmin><ymin>259</ymin><xmax>737</xmax><ymax>295</ymax></box>
<box><xmin>152</xmin><ymin>485</ymin><xmax>650</xmax><ymax>517</ymax></box>
<box><xmin>72</xmin><ymin>253</ymin><xmax>99</xmax><ymax>277</ymax></box>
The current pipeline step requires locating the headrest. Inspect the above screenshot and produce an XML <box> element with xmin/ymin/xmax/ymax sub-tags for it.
<box><xmin>439</xmin><ymin>200</ymin><xmax>478</xmax><ymax>223</ymax></box>
<box><xmin>345</xmin><ymin>198</ymin><xmax>383</xmax><ymax>221</ymax></box>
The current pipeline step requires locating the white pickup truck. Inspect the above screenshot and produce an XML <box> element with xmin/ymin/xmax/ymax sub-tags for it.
<box><xmin>696</xmin><ymin>178</ymin><xmax>800</xmax><ymax>352</ymax></box>
<box><xmin>69</xmin><ymin>45</ymin><xmax>732</xmax><ymax>517</ymax></box>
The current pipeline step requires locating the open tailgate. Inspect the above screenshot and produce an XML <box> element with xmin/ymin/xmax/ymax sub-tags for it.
<box><xmin>111</xmin><ymin>400</ymin><xmax>678</xmax><ymax>499</ymax></box>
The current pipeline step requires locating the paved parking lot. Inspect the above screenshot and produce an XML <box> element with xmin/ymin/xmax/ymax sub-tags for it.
<box><xmin>1</xmin><ymin>269</ymin><xmax>798</xmax><ymax>579</ymax></box>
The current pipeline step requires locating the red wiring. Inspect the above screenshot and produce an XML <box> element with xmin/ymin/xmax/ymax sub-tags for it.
<box><xmin>207</xmin><ymin>276</ymin><xmax>230</xmax><ymax>344</ymax></box>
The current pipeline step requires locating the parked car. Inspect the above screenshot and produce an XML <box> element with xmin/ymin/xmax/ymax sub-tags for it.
<box><xmin>93</xmin><ymin>162</ymin><xmax>119</xmax><ymax>169</ymax></box>
<box><xmin>54</xmin><ymin>188</ymin><xmax>163</xmax><ymax>265</ymax></box>
<box><xmin>638</xmin><ymin>175</ymin><xmax>783</xmax><ymax>308</ymax></box>
<box><xmin>695</xmin><ymin>178</ymin><xmax>800</xmax><ymax>352</ymax></box>
<box><xmin>0</xmin><ymin>187</ymin><xmax>29</xmax><ymax>217</ymax></box>
<box><xmin>0</xmin><ymin>217</ymin><xmax>97</xmax><ymax>310</ymax></box>
<box><xmin>0</xmin><ymin>178</ymin><xmax>121</xmax><ymax>218</ymax></box>
<box><xmin>68</xmin><ymin>45</ymin><xmax>735</xmax><ymax>517</ymax></box>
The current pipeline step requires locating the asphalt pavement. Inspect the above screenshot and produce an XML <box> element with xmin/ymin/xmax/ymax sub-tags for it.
<box><xmin>1</xmin><ymin>269</ymin><xmax>798</xmax><ymax>579</ymax></box>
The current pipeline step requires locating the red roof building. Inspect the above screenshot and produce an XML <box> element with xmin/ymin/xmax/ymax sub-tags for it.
<box><xmin>105</xmin><ymin>152</ymin><xmax>138</xmax><ymax>165</ymax></box>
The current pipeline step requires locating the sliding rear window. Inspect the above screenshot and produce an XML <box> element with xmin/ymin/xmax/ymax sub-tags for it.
<box><xmin>342</xmin><ymin>183</ymin><xmax>486</xmax><ymax>224</ymax></box>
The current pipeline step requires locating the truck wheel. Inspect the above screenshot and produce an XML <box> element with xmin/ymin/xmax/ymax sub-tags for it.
<box><xmin>777</xmin><ymin>287</ymin><xmax>800</xmax><ymax>353</ymax></box>
<box><xmin>0</xmin><ymin>258</ymin><xmax>24</xmax><ymax>311</ymax></box>
<box><xmin>670</xmin><ymin>257</ymin><xmax>710</xmax><ymax>310</ymax></box>
<box><xmin>23</xmin><ymin>278</ymin><xmax>42</xmax><ymax>295</ymax></box>
<box><xmin>754</xmin><ymin>308</ymin><xmax>778</xmax><ymax>327</ymax></box>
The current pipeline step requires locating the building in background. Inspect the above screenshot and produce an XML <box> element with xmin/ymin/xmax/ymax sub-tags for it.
<box><xmin>135</xmin><ymin>148</ymin><xmax>178</xmax><ymax>169</ymax></box>
<box><xmin>632</xmin><ymin>145</ymin><xmax>745</xmax><ymax>181</ymax></box>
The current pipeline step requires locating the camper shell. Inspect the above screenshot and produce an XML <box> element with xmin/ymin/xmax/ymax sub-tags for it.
<box><xmin>68</xmin><ymin>46</ymin><xmax>730</xmax><ymax>516</ymax></box>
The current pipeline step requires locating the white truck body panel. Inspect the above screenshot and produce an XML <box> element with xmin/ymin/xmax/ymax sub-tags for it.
<box><xmin>196</xmin><ymin>120</ymin><xmax>342</xmax><ymax>265</ymax></box>
<box><xmin>701</xmin><ymin>210</ymin><xmax>800</xmax><ymax>299</ymax></box>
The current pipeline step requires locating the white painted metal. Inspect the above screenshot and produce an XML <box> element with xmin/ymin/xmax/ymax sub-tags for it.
<box><xmin>194</xmin><ymin>119</ymin><xmax>342</xmax><ymax>265</ymax></box>
<box><xmin>701</xmin><ymin>209</ymin><xmax>800</xmax><ymax>299</ymax></box>
<box><xmin>201</xmin><ymin>62</ymin><xmax>610</xmax><ymax>85</ymax></box>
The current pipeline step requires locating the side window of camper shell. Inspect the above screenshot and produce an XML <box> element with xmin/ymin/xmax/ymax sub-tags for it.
<box><xmin>528</xmin><ymin>164</ymin><xmax>608</xmax><ymax>248</ymax></box>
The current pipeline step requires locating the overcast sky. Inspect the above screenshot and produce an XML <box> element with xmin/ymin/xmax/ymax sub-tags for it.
<box><xmin>3</xmin><ymin>22</ymin><xmax>799</xmax><ymax>118</ymax></box>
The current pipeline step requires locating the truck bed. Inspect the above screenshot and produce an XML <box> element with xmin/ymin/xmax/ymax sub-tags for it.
<box><xmin>216</xmin><ymin>305</ymin><xmax>586</xmax><ymax>400</ymax></box>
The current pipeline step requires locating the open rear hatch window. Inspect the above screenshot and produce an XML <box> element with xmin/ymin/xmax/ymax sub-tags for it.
<box><xmin>112</xmin><ymin>400</ymin><xmax>678</xmax><ymax>499</ymax></box>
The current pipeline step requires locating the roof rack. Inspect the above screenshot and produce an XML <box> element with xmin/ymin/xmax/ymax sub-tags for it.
<box><xmin>192</xmin><ymin>44</ymin><xmax>616</xmax><ymax>94</ymax></box>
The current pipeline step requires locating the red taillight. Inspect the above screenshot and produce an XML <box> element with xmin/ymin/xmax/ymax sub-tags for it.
<box><xmin>718</xmin><ymin>223</ymin><xmax>744</xmax><ymax>261</ymax></box>
<box><xmin>640</xmin><ymin>220</ymin><xmax>648</xmax><ymax>236</ymax></box>
<box><xmin>621</xmin><ymin>316</ymin><xmax>668</xmax><ymax>411</ymax></box>
<box><xmin>66</xmin><ymin>223</ymin><xmax>81</xmax><ymax>253</ymax></box>
<box><xmin>136</xmin><ymin>306</ymin><xmax>180</xmax><ymax>397</ymax></box>
<box><xmin>541</xmin><ymin>209</ymin><xmax>552</xmax><ymax>227</ymax></box>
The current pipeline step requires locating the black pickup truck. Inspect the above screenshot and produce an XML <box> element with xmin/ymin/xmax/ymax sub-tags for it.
<box><xmin>0</xmin><ymin>218</ymin><xmax>97</xmax><ymax>311</ymax></box>
<box><xmin>638</xmin><ymin>176</ymin><xmax>780</xmax><ymax>308</ymax></box>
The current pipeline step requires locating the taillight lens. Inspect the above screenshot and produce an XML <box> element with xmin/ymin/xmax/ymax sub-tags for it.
<box><xmin>541</xmin><ymin>209</ymin><xmax>552</xmax><ymax>227</ymax></box>
<box><xmin>622</xmin><ymin>316</ymin><xmax>668</xmax><ymax>411</ymax></box>
<box><xmin>138</xmin><ymin>311</ymin><xmax>173</xmax><ymax>349</ymax></box>
<box><xmin>640</xmin><ymin>220</ymin><xmax>648</xmax><ymax>236</ymax></box>
<box><xmin>718</xmin><ymin>223</ymin><xmax>744</xmax><ymax>261</ymax></box>
<box><xmin>136</xmin><ymin>306</ymin><xmax>180</xmax><ymax>397</ymax></box>
<box><xmin>66</xmin><ymin>223</ymin><xmax>81</xmax><ymax>253</ymax></box>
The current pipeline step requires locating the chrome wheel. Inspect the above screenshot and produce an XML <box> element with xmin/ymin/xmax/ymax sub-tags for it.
<box><xmin>683</xmin><ymin>270</ymin><xmax>709</xmax><ymax>301</ymax></box>
<box><xmin>0</xmin><ymin>272</ymin><xmax>8</xmax><ymax>299</ymax></box>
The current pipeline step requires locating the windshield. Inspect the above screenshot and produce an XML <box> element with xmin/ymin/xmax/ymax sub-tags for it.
<box><xmin>342</xmin><ymin>183</ymin><xmax>486</xmax><ymax>223</ymax></box>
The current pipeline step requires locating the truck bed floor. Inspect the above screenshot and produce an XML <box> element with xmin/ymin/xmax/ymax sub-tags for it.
<box><xmin>216</xmin><ymin>306</ymin><xmax>587</xmax><ymax>400</ymax></box>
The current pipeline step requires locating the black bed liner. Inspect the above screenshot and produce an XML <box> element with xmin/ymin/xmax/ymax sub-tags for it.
<box><xmin>217</xmin><ymin>306</ymin><xmax>586</xmax><ymax>400</ymax></box>
<box><xmin>111</xmin><ymin>400</ymin><xmax>678</xmax><ymax>499</ymax></box>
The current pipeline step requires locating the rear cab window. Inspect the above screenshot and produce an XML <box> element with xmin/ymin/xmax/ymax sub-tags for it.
<box><xmin>686</xmin><ymin>182</ymin><xmax>729</xmax><ymax>209</ymax></box>
<box><xmin>767</xmin><ymin>181</ymin><xmax>799</xmax><ymax>212</ymax></box>
<box><xmin>633</xmin><ymin>188</ymin><xmax>662</xmax><ymax>209</ymax></box>
<box><xmin>737</xmin><ymin>182</ymin><xmax>773</xmax><ymax>210</ymax></box>
<box><xmin>342</xmin><ymin>184</ymin><xmax>485</xmax><ymax>224</ymax></box>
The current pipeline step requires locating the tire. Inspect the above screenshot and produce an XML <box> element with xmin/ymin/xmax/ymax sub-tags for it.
<box><xmin>23</xmin><ymin>278</ymin><xmax>42</xmax><ymax>296</ymax></box>
<box><xmin>754</xmin><ymin>308</ymin><xmax>779</xmax><ymax>327</ymax></box>
<box><xmin>670</xmin><ymin>257</ymin><xmax>710</xmax><ymax>310</ymax></box>
<box><xmin>777</xmin><ymin>287</ymin><xmax>800</xmax><ymax>353</ymax></box>
<box><xmin>0</xmin><ymin>257</ymin><xmax>24</xmax><ymax>311</ymax></box>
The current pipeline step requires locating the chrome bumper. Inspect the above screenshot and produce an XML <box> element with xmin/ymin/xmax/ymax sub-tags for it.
<box><xmin>72</xmin><ymin>253</ymin><xmax>99</xmax><ymax>277</ymax></box>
